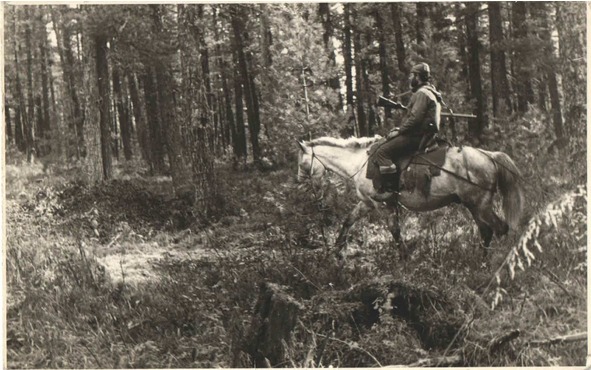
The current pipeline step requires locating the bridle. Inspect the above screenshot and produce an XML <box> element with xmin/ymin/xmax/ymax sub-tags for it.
<box><xmin>308</xmin><ymin>146</ymin><xmax>330</xmax><ymax>178</ymax></box>
<box><xmin>307</xmin><ymin>145</ymin><xmax>368</xmax><ymax>181</ymax></box>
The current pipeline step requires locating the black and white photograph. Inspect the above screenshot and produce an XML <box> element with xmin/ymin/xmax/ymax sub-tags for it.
<box><xmin>3</xmin><ymin>1</ymin><xmax>587</xmax><ymax>368</ymax></box>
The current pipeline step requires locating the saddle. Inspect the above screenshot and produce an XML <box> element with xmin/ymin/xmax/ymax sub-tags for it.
<box><xmin>367</xmin><ymin>137</ymin><xmax>448</xmax><ymax>178</ymax></box>
<box><xmin>366</xmin><ymin>137</ymin><xmax>449</xmax><ymax>197</ymax></box>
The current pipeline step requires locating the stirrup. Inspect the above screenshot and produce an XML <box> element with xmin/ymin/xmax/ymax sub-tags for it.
<box><xmin>371</xmin><ymin>191</ymin><xmax>396</xmax><ymax>202</ymax></box>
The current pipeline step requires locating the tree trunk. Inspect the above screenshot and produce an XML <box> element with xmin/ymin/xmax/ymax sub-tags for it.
<box><xmin>15</xmin><ymin>107</ymin><xmax>25</xmax><ymax>152</ymax></box>
<box><xmin>343</xmin><ymin>3</ymin><xmax>355</xmax><ymax>134</ymax></box>
<box><xmin>352</xmin><ymin>6</ymin><xmax>367</xmax><ymax>137</ymax></box>
<box><xmin>24</xmin><ymin>6</ymin><xmax>36</xmax><ymax>161</ymax></box>
<box><xmin>239</xmin><ymin>283</ymin><xmax>302</xmax><ymax>368</ymax></box>
<box><xmin>230</xmin><ymin>8</ymin><xmax>261</xmax><ymax>162</ymax></box>
<box><xmin>532</xmin><ymin>2</ymin><xmax>565</xmax><ymax>144</ymax></box>
<box><xmin>52</xmin><ymin>7</ymin><xmax>85</xmax><ymax>157</ymax></box>
<box><xmin>456</xmin><ymin>3</ymin><xmax>470</xmax><ymax>101</ymax></box>
<box><xmin>213</xmin><ymin>6</ymin><xmax>236</xmax><ymax>154</ymax></box>
<box><xmin>390</xmin><ymin>3</ymin><xmax>408</xmax><ymax>76</ymax></box>
<box><xmin>5</xmin><ymin>103</ymin><xmax>12</xmax><ymax>144</ymax></box>
<box><xmin>555</xmin><ymin>2</ymin><xmax>585</xmax><ymax>141</ymax></box>
<box><xmin>511</xmin><ymin>2</ymin><xmax>534</xmax><ymax>112</ymax></box>
<box><xmin>13</xmin><ymin>8</ymin><xmax>28</xmax><ymax>154</ymax></box>
<box><xmin>375</xmin><ymin>9</ymin><xmax>391</xmax><ymax>120</ymax></box>
<box><xmin>142</xmin><ymin>68</ymin><xmax>167</xmax><ymax>173</ymax></box>
<box><xmin>259</xmin><ymin>4</ymin><xmax>273</xmax><ymax>67</ymax></box>
<box><xmin>465</xmin><ymin>2</ymin><xmax>486</xmax><ymax>142</ymax></box>
<box><xmin>38</xmin><ymin>9</ymin><xmax>52</xmax><ymax>154</ymax></box>
<box><xmin>488</xmin><ymin>2</ymin><xmax>512</xmax><ymax>117</ymax></box>
<box><xmin>95</xmin><ymin>34</ymin><xmax>112</xmax><ymax>180</ymax></box>
<box><xmin>343</xmin><ymin>3</ymin><xmax>354</xmax><ymax>108</ymax></box>
<box><xmin>233</xmin><ymin>53</ymin><xmax>247</xmax><ymax>162</ymax></box>
<box><xmin>111</xmin><ymin>54</ymin><xmax>132</xmax><ymax>160</ymax></box>
<box><xmin>416</xmin><ymin>2</ymin><xmax>427</xmax><ymax>57</ymax></box>
<box><xmin>319</xmin><ymin>3</ymin><xmax>341</xmax><ymax>110</ymax></box>
<box><xmin>128</xmin><ymin>73</ymin><xmax>151</xmax><ymax>164</ymax></box>
<box><xmin>151</xmin><ymin>5</ymin><xmax>195</xmax><ymax>203</ymax></box>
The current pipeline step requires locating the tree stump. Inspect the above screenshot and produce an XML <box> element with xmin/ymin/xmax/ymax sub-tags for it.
<box><xmin>242</xmin><ymin>282</ymin><xmax>304</xmax><ymax>367</ymax></box>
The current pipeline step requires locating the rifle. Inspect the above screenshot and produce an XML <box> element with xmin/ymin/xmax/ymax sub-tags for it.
<box><xmin>376</xmin><ymin>95</ymin><xmax>476</xmax><ymax>143</ymax></box>
<box><xmin>376</xmin><ymin>95</ymin><xmax>476</xmax><ymax>119</ymax></box>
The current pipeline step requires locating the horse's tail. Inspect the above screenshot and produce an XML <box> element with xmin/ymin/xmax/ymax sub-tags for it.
<box><xmin>490</xmin><ymin>151</ymin><xmax>524</xmax><ymax>229</ymax></box>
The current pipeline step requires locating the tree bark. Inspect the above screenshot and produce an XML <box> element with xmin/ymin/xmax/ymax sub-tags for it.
<box><xmin>465</xmin><ymin>2</ymin><xmax>486</xmax><ymax>142</ymax></box>
<box><xmin>128</xmin><ymin>73</ymin><xmax>151</xmax><ymax>163</ymax></box>
<box><xmin>342</xmin><ymin>3</ymin><xmax>356</xmax><ymax>134</ymax></box>
<box><xmin>390</xmin><ymin>3</ymin><xmax>408</xmax><ymax>76</ymax></box>
<box><xmin>511</xmin><ymin>2</ymin><xmax>534</xmax><ymax>112</ymax></box>
<box><xmin>151</xmin><ymin>5</ymin><xmax>195</xmax><ymax>203</ymax></box>
<box><xmin>343</xmin><ymin>3</ymin><xmax>354</xmax><ymax>107</ymax></box>
<box><xmin>5</xmin><ymin>102</ymin><xmax>12</xmax><ymax>144</ymax></box>
<box><xmin>239</xmin><ymin>283</ymin><xmax>303</xmax><ymax>368</ymax></box>
<box><xmin>416</xmin><ymin>2</ymin><xmax>427</xmax><ymax>57</ymax></box>
<box><xmin>24</xmin><ymin>6</ymin><xmax>37</xmax><ymax>161</ymax></box>
<box><xmin>111</xmin><ymin>52</ymin><xmax>133</xmax><ymax>160</ymax></box>
<box><xmin>38</xmin><ymin>8</ymin><xmax>52</xmax><ymax>153</ymax></box>
<box><xmin>232</xmin><ymin>51</ymin><xmax>247</xmax><ymax>161</ymax></box>
<box><xmin>488</xmin><ymin>2</ymin><xmax>512</xmax><ymax>117</ymax></box>
<box><xmin>456</xmin><ymin>3</ymin><xmax>470</xmax><ymax>101</ymax></box>
<box><xmin>352</xmin><ymin>6</ymin><xmax>367</xmax><ymax>137</ymax></box>
<box><xmin>142</xmin><ymin>68</ymin><xmax>167</xmax><ymax>174</ymax></box>
<box><xmin>375</xmin><ymin>9</ymin><xmax>391</xmax><ymax>120</ymax></box>
<box><xmin>95</xmin><ymin>34</ymin><xmax>112</xmax><ymax>180</ymax></box>
<box><xmin>52</xmin><ymin>7</ymin><xmax>85</xmax><ymax>157</ymax></box>
<box><xmin>319</xmin><ymin>3</ymin><xmax>341</xmax><ymax>109</ymax></box>
<box><xmin>531</xmin><ymin>2</ymin><xmax>565</xmax><ymax>144</ymax></box>
<box><xmin>230</xmin><ymin>7</ymin><xmax>261</xmax><ymax>162</ymax></box>
<box><xmin>555</xmin><ymin>2</ymin><xmax>585</xmax><ymax>139</ymax></box>
<box><xmin>13</xmin><ymin>8</ymin><xmax>28</xmax><ymax>154</ymax></box>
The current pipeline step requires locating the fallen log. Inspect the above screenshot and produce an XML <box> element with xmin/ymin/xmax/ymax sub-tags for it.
<box><xmin>528</xmin><ymin>332</ymin><xmax>586</xmax><ymax>346</ymax></box>
<box><xmin>387</xmin><ymin>354</ymin><xmax>462</xmax><ymax>367</ymax></box>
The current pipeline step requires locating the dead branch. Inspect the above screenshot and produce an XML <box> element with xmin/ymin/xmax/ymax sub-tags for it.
<box><xmin>528</xmin><ymin>332</ymin><xmax>586</xmax><ymax>346</ymax></box>
<box><xmin>488</xmin><ymin>329</ymin><xmax>521</xmax><ymax>354</ymax></box>
<box><xmin>387</xmin><ymin>354</ymin><xmax>462</xmax><ymax>367</ymax></box>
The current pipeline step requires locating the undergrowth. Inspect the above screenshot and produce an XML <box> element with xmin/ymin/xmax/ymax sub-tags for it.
<box><xmin>5</xmin><ymin>118</ymin><xmax>586</xmax><ymax>368</ymax></box>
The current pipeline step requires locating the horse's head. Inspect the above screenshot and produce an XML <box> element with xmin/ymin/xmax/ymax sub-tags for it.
<box><xmin>296</xmin><ymin>140</ymin><xmax>326</xmax><ymax>182</ymax></box>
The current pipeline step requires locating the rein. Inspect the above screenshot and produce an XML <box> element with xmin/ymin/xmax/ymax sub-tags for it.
<box><xmin>310</xmin><ymin>146</ymin><xmax>368</xmax><ymax>180</ymax></box>
<box><xmin>415</xmin><ymin>153</ymin><xmax>496</xmax><ymax>193</ymax></box>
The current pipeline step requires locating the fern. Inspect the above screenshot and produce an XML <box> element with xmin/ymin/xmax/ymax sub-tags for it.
<box><xmin>491</xmin><ymin>185</ymin><xmax>586</xmax><ymax>309</ymax></box>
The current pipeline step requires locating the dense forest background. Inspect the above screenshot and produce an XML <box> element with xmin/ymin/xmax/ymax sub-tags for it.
<box><xmin>4</xmin><ymin>2</ymin><xmax>587</xmax><ymax>368</ymax></box>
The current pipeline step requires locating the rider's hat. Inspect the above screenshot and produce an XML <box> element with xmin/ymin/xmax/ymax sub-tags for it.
<box><xmin>411</xmin><ymin>62</ymin><xmax>430</xmax><ymax>80</ymax></box>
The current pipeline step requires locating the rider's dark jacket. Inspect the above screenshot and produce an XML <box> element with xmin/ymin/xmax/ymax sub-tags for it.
<box><xmin>393</xmin><ymin>83</ymin><xmax>443</xmax><ymax>137</ymax></box>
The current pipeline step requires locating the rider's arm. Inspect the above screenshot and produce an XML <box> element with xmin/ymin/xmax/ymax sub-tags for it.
<box><xmin>398</xmin><ymin>92</ymin><xmax>428</xmax><ymax>135</ymax></box>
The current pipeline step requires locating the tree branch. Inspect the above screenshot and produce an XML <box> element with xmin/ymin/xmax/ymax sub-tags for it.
<box><xmin>528</xmin><ymin>332</ymin><xmax>586</xmax><ymax>346</ymax></box>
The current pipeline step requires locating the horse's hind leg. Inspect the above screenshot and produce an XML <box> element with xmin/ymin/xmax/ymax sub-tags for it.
<box><xmin>335</xmin><ymin>201</ymin><xmax>371</xmax><ymax>259</ymax></box>
<box><xmin>467</xmin><ymin>205</ymin><xmax>494</xmax><ymax>251</ymax></box>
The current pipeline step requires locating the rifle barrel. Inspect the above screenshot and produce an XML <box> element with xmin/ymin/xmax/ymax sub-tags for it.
<box><xmin>441</xmin><ymin>112</ymin><xmax>477</xmax><ymax>119</ymax></box>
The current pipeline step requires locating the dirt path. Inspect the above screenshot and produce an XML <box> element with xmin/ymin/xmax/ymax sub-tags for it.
<box><xmin>92</xmin><ymin>231</ymin><xmax>215</xmax><ymax>286</ymax></box>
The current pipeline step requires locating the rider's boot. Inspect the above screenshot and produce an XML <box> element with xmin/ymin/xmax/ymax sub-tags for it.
<box><xmin>372</xmin><ymin>164</ymin><xmax>398</xmax><ymax>202</ymax></box>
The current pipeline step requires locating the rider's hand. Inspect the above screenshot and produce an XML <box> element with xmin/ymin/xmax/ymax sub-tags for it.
<box><xmin>387</xmin><ymin>129</ymin><xmax>400</xmax><ymax>139</ymax></box>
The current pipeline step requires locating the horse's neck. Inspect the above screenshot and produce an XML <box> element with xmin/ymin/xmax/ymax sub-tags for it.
<box><xmin>313</xmin><ymin>146</ymin><xmax>366</xmax><ymax>179</ymax></box>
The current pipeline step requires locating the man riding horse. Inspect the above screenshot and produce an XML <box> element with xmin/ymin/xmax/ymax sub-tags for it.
<box><xmin>371</xmin><ymin>62</ymin><xmax>444</xmax><ymax>202</ymax></box>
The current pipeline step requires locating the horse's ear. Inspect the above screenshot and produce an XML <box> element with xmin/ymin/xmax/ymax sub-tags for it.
<box><xmin>296</xmin><ymin>140</ymin><xmax>307</xmax><ymax>152</ymax></box>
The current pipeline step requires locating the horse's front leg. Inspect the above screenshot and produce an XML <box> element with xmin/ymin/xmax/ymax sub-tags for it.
<box><xmin>386</xmin><ymin>204</ymin><xmax>410</xmax><ymax>260</ymax></box>
<box><xmin>335</xmin><ymin>201</ymin><xmax>372</xmax><ymax>259</ymax></box>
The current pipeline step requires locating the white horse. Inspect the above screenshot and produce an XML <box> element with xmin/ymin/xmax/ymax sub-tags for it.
<box><xmin>296</xmin><ymin>136</ymin><xmax>524</xmax><ymax>259</ymax></box>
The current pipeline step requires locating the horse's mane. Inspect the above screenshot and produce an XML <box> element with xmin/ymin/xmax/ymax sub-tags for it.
<box><xmin>307</xmin><ymin>135</ymin><xmax>382</xmax><ymax>149</ymax></box>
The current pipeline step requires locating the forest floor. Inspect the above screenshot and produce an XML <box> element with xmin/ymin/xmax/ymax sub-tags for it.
<box><xmin>5</xmin><ymin>140</ymin><xmax>587</xmax><ymax>368</ymax></box>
